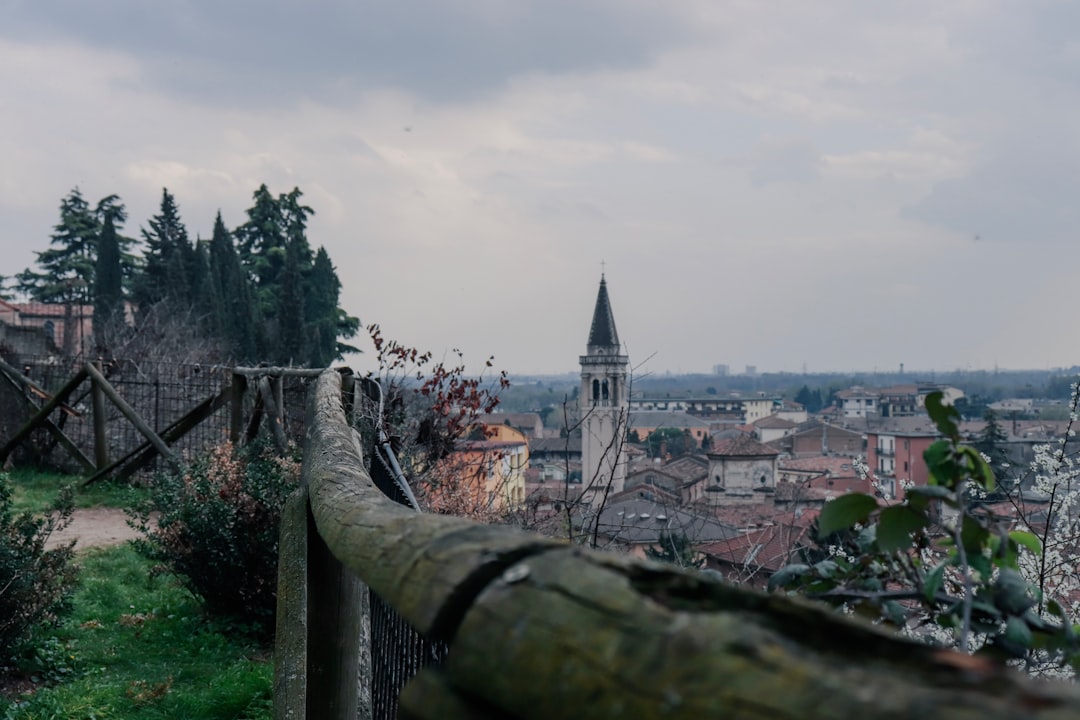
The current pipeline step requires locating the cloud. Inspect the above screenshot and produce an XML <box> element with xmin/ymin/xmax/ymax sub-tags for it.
<box><xmin>4</xmin><ymin>0</ymin><xmax>694</xmax><ymax>106</ymax></box>
<box><xmin>905</xmin><ymin>132</ymin><xmax>1080</xmax><ymax>245</ymax></box>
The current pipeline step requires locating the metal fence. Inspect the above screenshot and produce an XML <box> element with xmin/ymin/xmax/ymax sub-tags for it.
<box><xmin>0</xmin><ymin>354</ymin><xmax>315</xmax><ymax>475</ymax></box>
<box><xmin>354</xmin><ymin>379</ymin><xmax>448</xmax><ymax>720</ymax></box>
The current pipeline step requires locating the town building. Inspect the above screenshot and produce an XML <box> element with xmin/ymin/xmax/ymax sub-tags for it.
<box><xmin>704</xmin><ymin>435</ymin><xmax>780</xmax><ymax>505</ymax></box>
<box><xmin>579</xmin><ymin>275</ymin><xmax>628</xmax><ymax>499</ymax></box>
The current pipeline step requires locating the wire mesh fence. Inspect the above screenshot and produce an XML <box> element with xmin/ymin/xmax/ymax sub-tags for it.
<box><xmin>0</xmin><ymin>354</ymin><xmax>316</xmax><ymax>475</ymax></box>
<box><xmin>354</xmin><ymin>379</ymin><xmax>449</xmax><ymax>720</ymax></box>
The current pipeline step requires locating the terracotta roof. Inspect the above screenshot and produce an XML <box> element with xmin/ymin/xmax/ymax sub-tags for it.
<box><xmin>753</xmin><ymin>415</ymin><xmax>797</xmax><ymax>429</ymax></box>
<box><xmin>778</xmin><ymin>456</ymin><xmax>856</xmax><ymax>476</ymax></box>
<box><xmin>709</xmin><ymin>435</ymin><xmax>780</xmax><ymax>457</ymax></box>
<box><xmin>12</xmin><ymin>302</ymin><xmax>93</xmax><ymax>317</ymax></box>
<box><xmin>699</xmin><ymin>522</ymin><xmax>813</xmax><ymax>573</ymax></box>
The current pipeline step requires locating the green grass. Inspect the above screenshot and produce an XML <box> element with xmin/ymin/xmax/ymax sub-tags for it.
<box><xmin>0</xmin><ymin>545</ymin><xmax>272</xmax><ymax>720</ymax></box>
<box><xmin>5</xmin><ymin>469</ymin><xmax>147</xmax><ymax>514</ymax></box>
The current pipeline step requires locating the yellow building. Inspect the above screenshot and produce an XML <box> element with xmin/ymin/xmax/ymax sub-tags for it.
<box><xmin>426</xmin><ymin>423</ymin><xmax>529</xmax><ymax>517</ymax></box>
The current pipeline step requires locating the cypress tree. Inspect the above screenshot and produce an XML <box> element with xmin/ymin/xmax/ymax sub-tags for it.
<box><xmin>305</xmin><ymin>247</ymin><xmax>344</xmax><ymax>367</ymax></box>
<box><xmin>208</xmin><ymin>213</ymin><xmax>258</xmax><ymax>362</ymax></box>
<box><xmin>92</xmin><ymin>214</ymin><xmax>125</xmax><ymax>345</ymax></box>
<box><xmin>277</xmin><ymin>236</ymin><xmax>306</xmax><ymax>364</ymax></box>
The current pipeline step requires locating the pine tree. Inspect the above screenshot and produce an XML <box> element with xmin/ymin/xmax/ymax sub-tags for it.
<box><xmin>134</xmin><ymin>188</ymin><xmax>191</xmax><ymax>312</ymax></box>
<box><xmin>17</xmin><ymin>188</ymin><xmax>99</xmax><ymax>305</ymax></box>
<box><xmin>92</xmin><ymin>214</ymin><xmax>125</xmax><ymax>345</ymax></box>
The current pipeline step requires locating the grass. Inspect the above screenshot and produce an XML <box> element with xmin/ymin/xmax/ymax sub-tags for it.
<box><xmin>0</xmin><ymin>544</ymin><xmax>272</xmax><ymax>720</ymax></box>
<box><xmin>5</xmin><ymin>469</ymin><xmax>147</xmax><ymax>514</ymax></box>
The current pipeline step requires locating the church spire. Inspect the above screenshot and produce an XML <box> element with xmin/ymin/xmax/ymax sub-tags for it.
<box><xmin>587</xmin><ymin>275</ymin><xmax>620</xmax><ymax>350</ymax></box>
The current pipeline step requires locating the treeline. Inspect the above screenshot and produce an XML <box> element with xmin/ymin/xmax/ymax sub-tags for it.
<box><xmin>14</xmin><ymin>186</ymin><xmax>358</xmax><ymax>367</ymax></box>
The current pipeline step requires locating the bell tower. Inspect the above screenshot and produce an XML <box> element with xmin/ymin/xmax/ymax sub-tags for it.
<box><xmin>579</xmin><ymin>274</ymin><xmax>628</xmax><ymax>498</ymax></box>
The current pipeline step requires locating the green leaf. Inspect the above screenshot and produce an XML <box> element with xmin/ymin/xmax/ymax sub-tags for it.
<box><xmin>1004</xmin><ymin>616</ymin><xmax>1033</xmax><ymax>650</ymax></box>
<box><xmin>958</xmin><ymin>446</ymin><xmax>996</xmax><ymax>491</ymax></box>
<box><xmin>924</xmin><ymin>560</ymin><xmax>948</xmax><ymax>601</ymax></box>
<box><xmin>923</xmin><ymin>440</ymin><xmax>957</xmax><ymax>488</ymax></box>
<box><xmin>818</xmin><ymin>493</ymin><xmax>879</xmax><ymax>538</ymax></box>
<box><xmin>906</xmin><ymin>485</ymin><xmax>954</xmax><ymax>500</ymax></box>
<box><xmin>961</xmin><ymin>514</ymin><xmax>989</xmax><ymax>555</ymax></box>
<box><xmin>925</xmin><ymin>391</ymin><xmax>960</xmax><ymax>438</ymax></box>
<box><xmin>1009</xmin><ymin>530</ymin><xmax>1042</xmax><ymax>556</ymax></box>
<box><xmin>877</xmin><ymin>505</ymin><xmax>928</xmax><ymax>553</ymax></box>
<box><xmin>767</xmin><ymin>564</ymin><xmax>810</xmax><ymax>591</ymax></box>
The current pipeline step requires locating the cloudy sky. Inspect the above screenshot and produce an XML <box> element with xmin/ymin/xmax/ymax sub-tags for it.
<box><xmin>3</xmin><ymin>1</ymin><xmax>1079</xmax><ymax>376</ymax></box>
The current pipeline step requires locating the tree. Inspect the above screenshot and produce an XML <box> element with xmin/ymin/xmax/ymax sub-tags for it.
<box><xmin>207</xmin><ymin>212</ymin><xmax>258</xmax><ymax>362</ymax></box>
<box><xmin>645</xmin><ymin>427</ymin><xmax>694</xmax><ymax>459</ymax></box>
<box><xmin>134</xmin><ymin>188</ymin><xmax>191</xmax><ymax>312</ymax></box>
<box><xmin>645</xmin><ymin>531</ymin><xmax>705</xmax><ymax>570</ymax></box>
<box><xmin>92</xmin><ymin>214</ymin><xmax>125</xmax><ymax>345</ymax></box>
<box><xmin>976</xmin><ymin>408</ymin><xmax>1010</xmax><ymax>481</ymax></box>
<box><xmin>304</xmin><ymin>247</ymin><xmax>343</xmax><ymax>367</ymax></box>
<box><xmin>17</xmin><ymin>188</ymin><xmax>99</xmax><ymax>306</ymax></box>
<box><xmin>276</xmin><ymin>235</ymin><xmax>307</xmax><ymax>364</ymax></box>
<box><xmin>772</xmin><ymin>392</ymin><xmax>1080</xmax><ymax>674</ymax></box>
<box><xmin>794</xmin><ymin>384</ymin><xmax>823</xmax><ymax>413</ymax></box>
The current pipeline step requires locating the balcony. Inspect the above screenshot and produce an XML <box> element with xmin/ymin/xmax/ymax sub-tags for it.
<box><xmin>876</xmin><ymin>446</ymin><xmax>894</xmax><ymax>458</ymax></box>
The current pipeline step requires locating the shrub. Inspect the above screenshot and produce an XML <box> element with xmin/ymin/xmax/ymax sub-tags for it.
<box><xmin>130</xmin><ymin>439</ymin><xmax>300</xmax><ymax>637</ymax></box>
<box><xmin>0</xmin><ymin>476</ymin><xmax>78</xmax><ymax>664</ymax></box>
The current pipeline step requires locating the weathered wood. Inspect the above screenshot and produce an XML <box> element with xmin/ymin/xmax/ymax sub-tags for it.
<box><xmin>305</xmin><ymin>502</ymin><xmax>364</xmax><ymax>719</ymax></box>
<box><xmin>301</xmin><ymin>368</ymin><xmax>1080</xmax><ymax>720</ymax></box>
<box><xmin>258</xmin><ymin>376</ymin><xmax>289</xmax><ymax>453</ymax></box>
<box><xmin>0</xmin><ymin>357</ymin><xmax>81</xmax><ymax>417</ymax></box>
<box><xmin>398</xmin><ymin>669</ymin><xmax>505</xmax><ymax>720</ymax></box>
<box><xmin>84</xmin><ymin>363</ymin><xmax>178</xmax><ymax>467</ymax></box>
<box><xmin>233</xmin><ymin>366</ymin><xmax>326</xmax><ymax>378</ymax></box>
<box><xmin>274</xmin><ymin>488</ymin><xmax>310</xmax><ymax>720</ymax></box>
<box><xmin>82</xmin><ymin>383</ymin><xmax>233</xmax><ymax>485</ymax></box>
<box><xmin>305</xmin><ymin>371</ymin><xmax>563</xmax><ymax>639</ymax></box>
<box><xmin>229</xmin><ymin>373</ymin><xmax>247</xmax><ymax>444</ymax></box>
<box><xmin>245</xmin><ymin>388</ymin><xmax>265</xmax><ymax>445</ymax></box>
<box><xmin>91</xmin><ymin>361</ymin><xmax>109</xmax><ymax>469</ymax></box>
<box><xmin>0</xmin><ymin>370</ymin><xmax>94</xmax><ymax>473</ymax></box>
<box><xmin>0</xmin><ymin>367</ymin><xmax>88</xmax><ymax>463</ymax></box>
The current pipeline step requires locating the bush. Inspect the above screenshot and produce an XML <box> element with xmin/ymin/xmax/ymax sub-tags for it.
<box><xmin>130</xmin><ymin>439</ymin><xmax>300</xmax><ymax>637</ymax></box>
<box><xmin>0</xmin><ymin>476</ymin><xmax>78</xmax><ymax>664</ymax></box>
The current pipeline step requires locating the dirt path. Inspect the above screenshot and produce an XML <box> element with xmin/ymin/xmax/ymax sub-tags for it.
<box><xmin>46</xmin><ymin>507</ymin><xmax>143</xmax><ymax>550</ymax></box>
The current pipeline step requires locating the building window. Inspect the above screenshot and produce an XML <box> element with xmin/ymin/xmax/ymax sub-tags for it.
<box><xmin>43</xmin><ymin>320</ymin><xmax>55</xmax><ymax>345</ymax></box>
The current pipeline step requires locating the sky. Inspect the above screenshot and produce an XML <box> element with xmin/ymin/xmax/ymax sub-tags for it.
<box><xmin>2</xmin><ymin>1</ymin><xmax>1080</xmax><ymax>376</ymax></box>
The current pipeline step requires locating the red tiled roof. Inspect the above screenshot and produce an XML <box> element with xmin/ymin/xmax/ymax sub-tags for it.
<box><xmin>754</xmin><ymin>415</ymin><xmax>797</xmax><ymax>429</ymax></box>
<box><xmin>699</xmin><ymin>522</ymin><xmax>813</xmax><ymax>573</ymax></box>
<box><xmin>12</xmin><ymin>302</ymin><xmax>93</xmax><ymax>317</ymax></box>
<box><xmin>709</xmin><ymin>435</ymin><xmax>780</xmax><ymax>457</ymax></box>
<box><xmin>778</xmin><ymin>456</ymin><xmax>856</xmax><ymax>476</ymax></box>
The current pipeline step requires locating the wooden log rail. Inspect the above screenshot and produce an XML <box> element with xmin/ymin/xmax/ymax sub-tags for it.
<box><xmin>277</xmin><ymin>369</ymin><xmax>1080</xmax><ymax>720</ymax></box>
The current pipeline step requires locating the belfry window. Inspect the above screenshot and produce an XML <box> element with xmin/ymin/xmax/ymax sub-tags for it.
<box><xmin>601</xmin><ymin>380</ymin><xmax>610</xmax><ymax>401</ymax></box>
<box><xmin>592</xmin><ymin>379</ymin><xmax>600</xmax><ymax>403</ymax></box>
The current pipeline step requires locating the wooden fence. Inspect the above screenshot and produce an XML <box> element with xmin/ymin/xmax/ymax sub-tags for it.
<box><xmin>278</xmin><ymin>369</ymin><xmax>1080</xmax><ymax>719</ymax></box>
<box><xmin>0</xmin><ymin>356</ymin><xmax>319</xmax><ymax>481</ymax></box>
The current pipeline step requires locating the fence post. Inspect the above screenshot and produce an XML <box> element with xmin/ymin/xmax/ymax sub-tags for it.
<box><xmin>91</xmin><ymin>360</ymin><xmax>109</xmax><ymax>470</ymax></box>
<box><xmin>306</xmin><ymin>510</ymin><xmax>365</xmax><ymax>719</ymax></box>
<box><xmin>230</xmin><ymin>372</ymin><xmax>247</xmax><ymax>444</ymax></box>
